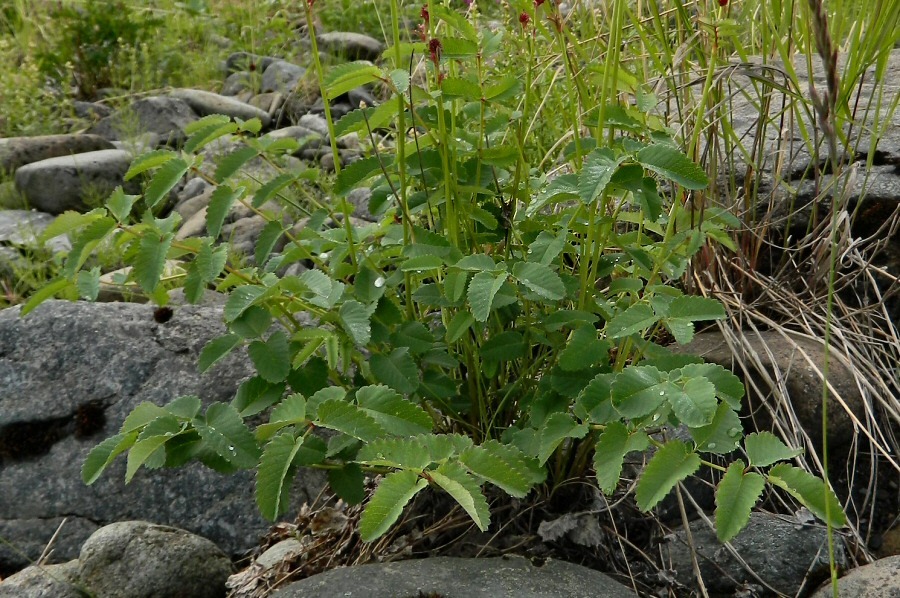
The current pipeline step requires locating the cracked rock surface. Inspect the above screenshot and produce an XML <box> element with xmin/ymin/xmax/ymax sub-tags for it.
<box><xmin>0</xmin><ymin>300</ymin><xmax>325</xmax><ymax>576</ymax></box>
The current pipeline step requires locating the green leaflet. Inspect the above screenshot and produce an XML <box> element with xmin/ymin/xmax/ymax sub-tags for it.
<box><xmin>768</xmin><ymin>463</ymin><xmax>846</xmax><ymax>527</ymax></box>
<box><xmin>135</xmin><ymin>232</ymin><xmax>174</xmax><ymax>293</ymax></box>
<box><xmin>593</xmin><ymin>421</ymin><xmax>629</xmax><ymax>495</ymax></box>
<box><xmin>467</xmin><ymin>271</ymin><xmax>507</xmax><ymax>322</ymax></box>
<box><xmin>144</xmin><ymin>157</ymin><xmax>189</xmax><ymax>209</ymax></box>
<box><xmin>430</xmin><ymin>461</ymin><xmax>490</xmax><ymax>531</ymax></box>
<box><xmin>82</xmin><ymin>431</ymin><xmax>138</xmax><ymax>484</ymax></box>
<box><xmin>606</xmin><ymin>303</ymin><xmax>658</xmax><ymax>339</ymax></box>
<box><xmin>356</xmin><ymin>385</ymin><xmax>432</xmax><ymax>436</ymax></box>
<box><xmin>370</xmin><ymin>348</ymin><xmax>419</xmax><ymax>394</ymax></box>
<box><xmin>315</xmin><ymin>399</ymin><xmax>386</xmax><ymax>442</ymax></box>
<box><xmin>745</xmin><ymin>432</ymin><xmax>803</xmax><ymax>467</ymax></box>
<box><xmin>194</xmin><ymin>403</ymin><xmax>261</xmax><ymax>469</ymax></box>
<box><xmin>256</xmin><ymin>432</ymin><xmax>304</xmax><ymax>520</ymax></box>
<box><xmin>511</xmin><ymin>262</ymin><xmax>565</xmax><ymax>301</ymax></box>
<box><xmin>635</xmin><ymin>440</ymin><xmax>701</xmax><ymax>511</ymax></box>
<box><xmin>359</xmin><ymin>470</ymin><xmax>428</xmax><ymax>542</ymax></box>
<box><xmin>715</xmin><ymin>461</ymin><xmax>765</xmax><ymax>542</ymax></box>
<box><xmin>459</xmin><ymin>441</ymin><xmax>535</xmax><ymax>498</ymax></box>
<box><xmin>636</xmin><ymin>144</ymin><xmax>709</xmax><ymax>190</ymax></box>
<box><xmin>328</xmin><ymin>463</ymin><xmax>366</xmax><ymax>505</ymax></box>
<box><xmin>206</xmin><ymin>184</ymin><xmax>243</xmax><ymax>239</ymax></box>
<box><xmin>248</xmin><ymin>331</ymin><xmax>291</xmax><ymax>383</ymax></box>
<box><xmin>198</xmin><ymin>333</ymin><xmax>242</xmax><ymax>372</ymax></box>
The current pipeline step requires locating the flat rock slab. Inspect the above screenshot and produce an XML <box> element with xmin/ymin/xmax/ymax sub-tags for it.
<box><xmin>0</xmin><ymin>300</ymin><xmax>324</xmax><ymax>575</ymax></box>
<box><xmin>0</xmin><ymin>134</ymin><xmax>115</xmax><ymax>173</ymax></box>
<box><xmin>811</xmin><ymin>555</ymin><xmax>900</xmax><ymax>597</ymax></box>
<box><xmin>170</xmin><ymin>88</ymin><xmax>272</xmax><ymax>127</ymax></box>
<box><xmin>14</xmin><ymin>149</ymin><xmax>135</xmax><ymax>214</ymax></box>
<box><xmin>271</xmin><ymin>556</ymin><xmax>637</xmax><ymax>598</ymax></box>
<box><xmin>0</xmin><ymin>210</ymin><xmax>69</xmax><ymax>253</ymax></box>
<box><xmin>316</xmin><ymin>32</ymin><xmax>385</xmax><ymax>62</ymax></box>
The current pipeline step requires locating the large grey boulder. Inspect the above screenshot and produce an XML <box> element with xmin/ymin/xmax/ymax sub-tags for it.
<box><xmin>78</xmin><ymin>521</ymin><xmax>231</xmax><ymax>598</ymax></box>
<box><xmin>170</xmin><ymin>88</ymin><xmax>272</xmax><ymax>127</ymax></box>
<box><xmin>0</xmin><ymin>300</ymin><xmax>325</xmax><ymax>575</ymax></box>
<box><xmin>0</xmin><ymin>560</ymin><xmax>85</xmax><ymax>598</ymax></box>
<box><xmin>662</xmin><ymin>512</ymin><xmax>847</xmax><ymax>596</ymax></box>
<box><xmin>14</xmin><ymin>149</ymin><xmax>136</xmax><ymax>214</ymax></box>
<box><xmin>87</xmin><ymin>96</ymin><xmax>199</xmax><ymax>147</ymax></box>
<box><xmin>810</xmin><ymin>555</ymin><xmax>900</xmax><ymax>597</ymax></box>
<box><xmin>0</xmin><ymin>134</ymin><xmax>115</xmax><ymax>173</ymax></box>
<box><xmin>271</xmin><ymin>556</ymin><xmax>637</xmax><ymax>598</ymax></box>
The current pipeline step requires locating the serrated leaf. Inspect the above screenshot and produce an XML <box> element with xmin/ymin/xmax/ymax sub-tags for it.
<box><xmin>440</xmin><ymin>76</ymin><xmax>481</xmax><ymax>101</ymax></box>
<box><xmin>194</xmin><ymin>240</ymin><xmax>228</xmax><ymax>282</ymax></box>
<box><xmin>39</xmin><ymin>209</ymin><xmax>106</xmax><ymax>245</ymax></box>
<box><xmin>106</xmin><ymin>187</ymin><xmax>139</xmax><ymax>222</ymax></box>
<box><xmin>76</xmin><ymin>266</ymin><xmax>101</xmax><ymax>301</ymax></box>
<box><xmin>716</xmin><ymin>461</ymin><xmax>765</xmax><ymax>542</ymax></box>
<box><xmin>356</xmin><ymin>385</ymin><xmax>432</xmax><ymax>436</ymax></box>
<box><xmin>358</xmin><ymin>437</ymin><xmax>433</xmax><ymax>469</ymax></box>
<box><xmin>430</xmin><ymin>461</ymin><xmax>490</xmax><ymax>531</ymax></box>
<box><xmin>20</xmin><ymin>278</ymin><xmax>75</xmax><ymax>316</ymax></box>
<box><xmin>559</xmin><ymin>324</ymin><xmax>608</xmax><ymax>371</ymax></box>
<box><xmin>224</xmin><ymin>285</ymin><xmax>267</xmax><ymax>322</ymax></box>
<box><xmin>578</xmin><ymin>148</ymin><xmax>626</xmax><ymax>204</ymax></box>
<box><xmin>538</xmin><ymin>412</ymin><xmax>589</xmax><ymax>463</ymax></box>
<box><xmin>593</xmin><ymin>421</ymin><xmax>629</xmax><ymax>495</ymax></box>
<box><xmin>329</xmin><ymin>463</ymin><xmax>366</xmax><ymax>505</ymax></box>
<box><xmin>745</xmin><ymin>432</ymin><xmax>803</xmax><ymax>467</ymax></box>
<box><xmin>144</xmin><ymin>157</ymin><xmax>189</xmax><ymax>209</ymax></box>
<box><xmin>255</xmin><ymin>393</ymin><xmax>308</xmax><ymax>441</ymax></box>
<box><xmin>199</xmin><ymin>333</ymin><xmax>242</xmax><ymax>372</ymax></box>
<box><xmin>527</xmin><ymin>229</ymin><xmax>567</xmax><ymax>266</ymax></box>
<box><xmin>459</xmin><ymin>442</ymin><xmax>533</xmax><ymax>498</ymax></box>
<box><xmin>611</xmin><ymin>366</ymin><xmax>667</xmax><ymax>418</ymax></box>
<box><xmin>467</xmin><ymin>271</ymin><xmax>507</xmax><ymax>322</ymax></box>
<box><xmin>446</xmin><ymin>312</ymin><xmax>475</xmax><ymax>343</ymax></box>
<box><xmin>680</xmin><ymin>363</ymin><xmax>744</xmax><ymax>410</ymax></box>
<box><xmin>316</xmin><ymin>399</ymin><xmax>386</xmax><ymax>442</ymax></box>
<box><xmin>370</xmin><ymin>348</ymin><xmax>419</xmax><ymax>394</ymax></box>
<box><xmin>125</xmin><ymin>434</ymin><xmax>172</xmax><ymax>483</ymax></box>
<box><xmin>215</xmin><ymin>146</ymin><xmax>259</xmax><ymax>183</ymax></box>
<box><xmin>255</xmin><ymin>220</ymin><xmax>284</xmax><ymax>266</ymax></box>
<box><xmin>207</xmin><ymin>184</ymin><xmax>242</xmax><ymax>238</ymax></box>
<box><xmin>230</xmin><ymin>305</ymin><xmax>272</xmax><ymax>339</ymax></box>
<box><xmin>511</xmin><ymin>262</ymin><xmax>565</xmax><ymax>301</ymax></box>
<box><xmin>63</xmin><ymin>216</ymin><xmax>116</xmax><ymax>277</ymax></box>
<box><xmin>195</xmin><ymin>403</ymin><xmax>261</xmax><ymax>468</ymax></box>
<box><xmin>184</xmin><ymin>119</ymin><xmax>238</xmax><ymax>153</ymax></box>
<box><xmin>690</xmin><ymin>401</ymin><xmax>743</xmax><ymax>454</ymax></box>
<box><xmin>666</xmin><ymin>377</ymin><xmax>717</xmax><ymax>428</ymax></box>
<box><xmin>165</xmin><ymin>395</ymin><xmax>202</xmax><ymax>419</ymax></box>
<box><xmin>390</xmin><ymin>321</ymin><xmax>434</xmax><ymax>356</ymax></box>
<box><xmin>135</xmin><ymin>232</ymin><xmax>173</xmax><ymax>293</ymax></box>
<box><xmin>606</xmin><ymin>303</ymin><xmax>658</xmax><ymax>339</ymax></box>
<box><xmin>339</xmin><ymin>300</ymin><xmax>372</xmax><ymax>346</ymax></box>
<box><xmin>359</xmin><ymin>470</ymin><xmax>428</xmax><ymax>542</ymax></box>
<box><xmin>82</xmin><ymin>431</ymin><xmax>138</xmax><ymax>484</ymax></box>
<box><xmin>124</xmin><ymin>149</ymin><xmax>177</xmax><ymax>180</ymax></box>
<box><xmin>667</xmin><ymin>296</ymin><xmax>726</xmax><ymax>320</ymax></box>
<box><xmin>232</xmin><ymin>376</ymin><xmax>285</xmax><ymax>417</ymax></box>
<box><xmin>334</xmin><ymin>156</ymin><xmax>387</xmax><ymax>196</ymax></box>
<box><xmin>480</xmin><ymin>331</ymin><xmax>525</xmax><ymax>362</ymax></box>
<box><xmin>120</xmin><ymin>402</ymin><xmax>169</xmax><ymax>434</ymax></box>
<box><xmin>252</xmin><ymin>172</ymin><xmax>296</xmax><ymax>208</ymax></box>
<box><xmin>256</xmin><ymin>432</ymin><xmax>304</xmax><ymax>520</ymax></box>
<box><xmin>767</xmin><ymin>463</ymin><xmax>846</xmax><ymax>527</ymax></box>
<box><xmin>636</xmin><ymin>145</ymin><xmax>709</xmax><ymax>190</ymax></box>
<box><xmin>323</xmin><ymin>61</ymin><xmax>382</xmax><ymax>101</ymax></box>
<box><xmin>635</xmin><ymin>440</ymin><xmax>702</xmax><ymax>511</ymax></box>
<box><xmin>248</xmin><ymin>330</ymin><xmax>291</xmax><ymax>383</ymax></box>
<box><xmin>483</xmin><ymin>76</ymin><xmax>521</xmax><ymax>101</ymax></box>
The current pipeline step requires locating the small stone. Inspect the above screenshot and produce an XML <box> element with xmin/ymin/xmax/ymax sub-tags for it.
<box><xmin>261</xmin><ymin>60</ymin><xmax>306</xmax><ymax>94</ymax></box>
<box><xmin>87</xmin><ymin>96</ymin><xmax>199</xmax><ymax>148</ymax></box>
<box><xmin>224</xmin><ymin>51</ymin><xmax>278</xmax><ymax>75</ymax></box>
<box><xmin>0</xmin><ymin>560</ymin><xmax>84</xmax><ymax>598</ymax></box>
<box><xmin>221</xmin><ymin>71</ymin><xmax>254</xmax><ymax>96</ymax></box>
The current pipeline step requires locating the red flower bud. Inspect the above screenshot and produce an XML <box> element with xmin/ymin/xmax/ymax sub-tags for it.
<box><xmin>519</xmin><ymin>12</ymin><xmax>531</xmax><ymax>28</ymax></box>
<box><xmin>428</xmin><ymin>37</ymin><xmax>442</xmax><ymax>65</ymax></box>
<box><xmin>421</xmin><ymin>4</ymin><xmax>429</xmax><ymax>23</ymax></box>
<box><xmin>718</xmin><ymin>0</ymin><xmax>728</xmax><ymax>5</ymax></box>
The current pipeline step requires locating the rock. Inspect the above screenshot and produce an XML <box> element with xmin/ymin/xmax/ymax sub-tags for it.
<box><xmin>346</xmin><ymin>187</ymin><xmax>375</xmax><ymax>221</ymax></box>
<box><xmin>810</xmin><ymin>555</ymin><xmax>900</xmax><ymax>597</ymax></box>
<box><xmin>177</xmin><ymin>177</ymin><xmax>211</xmax><ymax>204</ymax></box>
<box><xmin>0</xmin><ymin>210</ymin><xmax>70</xmax><ymax>253</ymax></box>
<box><xmin>14</xmin><ymin>149</ymin><xmax>136</xmax><ymax>214</ymax></box>
<box><xmin>254</xmin><ymin>538</ymin><xmax>305</xmax><ymax>570</ymax></box>
<box><xmin>72</xmin><ymin>101</ymin><xmax>113</xmax><ymax>122</ymax></box>
<box><xmin>662</xmin><ymin>512</ymin><xmax>847</xmax><ymax>596</ymax></box>
<box><xmin>221</xmin><ymin>214</ymin><xmax>288</xmax><ymax>265</ymax></box>
<box><xmin>271</xmin><ymin>555</ymin><xmax>637</xmax><ymax>598</ymax></box>
<box><xmin>0</xmin><ymin>560</ymin><xmax>84</xmax><ymax>598</ymax></box>
<box><xmin>224</xmin><ymin>52</ymin><xmax>278</xmax><ymax>75</ymax></box>
<box><xmin>249</xmin><ymin>92</ymin><xmax>284</xmax><ymax>116</ymax></box>
<box><xmin>87</xmin><ymin>96</ymin><xmax>199</xmax><ymax>147</ymax></box>
<box><xmin>78</xmin><ymin>521</ymin><xmax>231</xmax><ymax>598</ymax></box>
<box><xmin>261</xmin><ymin>60</ymin><xmax>306</xmax><ymax>94</ymax></box>
<box><xmin>316</xmin><ymin>32</ymin><xmax>385</xmax><ymax>62</ymax></box>
<box><xmin>0</xmin><ymin>134</ymin><xmax>115</xmax><ymax>172</ymax></box>
<box><xmin>676</xmin><ymin>330</ymin><xmax>865</xmax><ymax>449</ymax></box>
<box><xmin>170</xmin><ymin>88</ymin><xmax>272</xmax><ymax>128</ymax></box>
<box><xmin>0</xmin><ymin>301</ymin><xmax>324</xmax><ymax>575</ymax></box>
<box><xmin>347</xmin><ymin>86</ymin><xmax>378</xmax><ymax>111</ymax></box>
<box><xmin>222</xmin><ymin>71</ymin><xmax>254</xmax><ymax>96</ymax></box>
<box><xmin>265</xmin><ymin>125</ymin><xmax>323</xmax><ymax>153</ymax></box>
<box><xmin>297</xmin><ymin>113</ymin><xmax>329</xmax><ymax>138</ymax></box>
<box><xmin>175</xmin><ymin>186</ymin><xmax>214</xmax><ymax>222</ymax></box>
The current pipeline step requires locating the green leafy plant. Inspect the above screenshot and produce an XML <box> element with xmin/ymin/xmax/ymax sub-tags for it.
<box><xmin>25</xmin><ymin>1</ymin><xmax>847</xmax><ymax>545</ymax></box>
